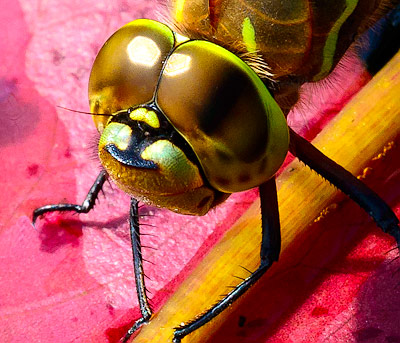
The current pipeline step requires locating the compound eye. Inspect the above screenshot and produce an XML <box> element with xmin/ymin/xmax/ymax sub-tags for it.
<box><xmin>156</xmin><ymin>40</ymin><xmax>288</xmax><ymax>193</ymax></box>
<box><xmin>89</xmin><ymin>19</ymin><xmax>175</xmax><ymax>131</ymax></box>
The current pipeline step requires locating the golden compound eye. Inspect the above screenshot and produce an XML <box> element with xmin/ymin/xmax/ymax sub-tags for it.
<box><xmin>88</xmin><ymin>19</ymin><xmax>175</xmax><ymax>132</ymax></box>
<box><xmin>157</xmin><ymin>40</ymin><xmax>289</xmax><ymax>193</ymax></box>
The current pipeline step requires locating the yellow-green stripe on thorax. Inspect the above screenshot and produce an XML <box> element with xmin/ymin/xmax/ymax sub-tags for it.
<box><xmin>313</xmin><ymin>0</ymin><xmax>358</xmax><ymax>80</ymax></box>
<box><xmin>241</xmin><ymin>17</ymin><xmax>257</xmax><ymax>53</ymax></box>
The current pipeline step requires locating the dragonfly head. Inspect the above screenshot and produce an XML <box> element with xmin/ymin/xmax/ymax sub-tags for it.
<box><xmin>89</xmin><ymin>19</ymin><xmax>289</xmax><ymax>215</ymax></box>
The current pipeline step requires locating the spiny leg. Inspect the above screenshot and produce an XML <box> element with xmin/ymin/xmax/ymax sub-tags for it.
<box><xmin>32</xmin><ymin>170</ymin><xmax>108</xmax><ymax>224</ymax></box>
<box><xmin>120</xmin><ymin>198</ymin><xmax>153</xmax><ymax>342</ymax></box>
<box><xmin>32</xmin><ymin>172</ymin><xmax>153</xmax><ymax>340</ymax></box>
<box><xmin>173</xmin><ymin>177</ymin><xmax>281</xmax><ymax>343</ymax></box>
<box><xmin>288</xmin><ymin>127</ymin><xmax>400</xmax><ymax>245</ymax></box>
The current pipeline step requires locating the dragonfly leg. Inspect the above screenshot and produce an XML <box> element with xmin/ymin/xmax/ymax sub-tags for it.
<box><xmin>288</xmin><ymin>127</ymin><xmax>400</xmax><ymax>245</ymax></box>
<box><xmin>172</xmin><ymin>177</ymin><xmax>281</xmax><ymax>343</ymax></box>
<box><xmin>32</xmin><ymin>173</ymin><xmax>152</xmax><ymax>340</ymax></box>
<box><xmin>120</xmin><ymin>198</ymin><xmax>153</xmax><ymax>342</ymax></box>
<box><xmin>32</xmin><ymin>170</ymin><xmax>108</xmax><ymax>224</ymax></box>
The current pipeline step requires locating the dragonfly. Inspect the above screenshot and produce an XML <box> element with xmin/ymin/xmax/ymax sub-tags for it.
<box><xmin>33</xmin><ymin>0</ymin><xmax>400</xmax><ymax>342</ymax></box>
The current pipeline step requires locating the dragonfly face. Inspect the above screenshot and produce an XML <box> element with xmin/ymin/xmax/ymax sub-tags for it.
<box><xmin>89</xmin><ymin>19</ymin><xmax>289</xmax><ymax>215</ymax></box>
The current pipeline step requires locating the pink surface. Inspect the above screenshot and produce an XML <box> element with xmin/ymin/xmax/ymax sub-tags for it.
<box><xmin>0</xmin><ymin>1</ymin><xmax>398</xmax><ymax>343</ymax></box>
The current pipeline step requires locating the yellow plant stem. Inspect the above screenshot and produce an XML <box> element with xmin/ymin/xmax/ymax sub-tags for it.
<box><xmin>131</xmin><ymin>51</ymin><xmax>400</xmax><ymax>342</ymax></box>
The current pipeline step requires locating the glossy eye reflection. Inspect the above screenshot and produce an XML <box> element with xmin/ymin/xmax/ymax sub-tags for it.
<box><xmin>163</xmin><ymin>53</ymin><xmax>192</xmax><ymax>76</ymax></box>
<box><xmin>127</xmin><ymin>36</ymin><xmax>162</xmax><ymax>67</ymax></box>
